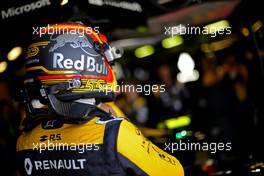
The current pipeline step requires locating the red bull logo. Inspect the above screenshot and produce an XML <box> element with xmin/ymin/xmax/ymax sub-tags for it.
<box><xmin>49</xmin><ymin>33</ymin><xmax>99</xmax><ymax>57</ymax></box>
<box><xmin>53</xmin><ymin>52</ymin><xmax>108</xmax><ymax>75</ymax></box>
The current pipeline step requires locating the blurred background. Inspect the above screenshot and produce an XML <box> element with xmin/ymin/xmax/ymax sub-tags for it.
<box><xmin>0</xmin><ymin>0</ymin><xmax>263</xmax><ymax>175</ymax></box>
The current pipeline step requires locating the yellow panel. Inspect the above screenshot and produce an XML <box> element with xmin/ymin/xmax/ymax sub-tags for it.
<box><xmin>117</xmin><ymin>120</ymin><xmax>184</xmax><ymax>176</ymax></box>
<box><xmin>17</xmin><ymin>118</ymin><xmax>105</xmax><ymax>151</ymax></box>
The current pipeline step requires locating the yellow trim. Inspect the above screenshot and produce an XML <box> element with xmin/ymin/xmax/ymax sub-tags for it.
<box><xmin>117</xmin><ymin>120</ymin><xmax>184</xmax><ymax>176</ymax></box>
<box><xmin>26</xmin><ymin>46</ymin><xmax>39</xmax><ymax>58</ymax></box>
<box><xmin>41</xmin><ymin>78</ymin><xmax>102</xmax><ymax>82</ymax></box>
<box><xmin>17</xmin><ymin>118</ymin><xmax>105</xmax><ymax>151</ymax></box>
<box><xmin>89</xmin><ymin>29</ymin><xmax>103</xmax><ymax>44</ymax></box>
<box><xmin>26</xmin><ymin>42</ymin><xmax>50</xmax><ymax>58</ymax></box>
<box><xmin>26</xmin><ymin>66</ymin><xmax>75</xmax><ymax>74</ymax></box>
<box><xmin>28</xmin><ymin>41</ymin><xmax>50</xmax><ymax>48</ymax></box>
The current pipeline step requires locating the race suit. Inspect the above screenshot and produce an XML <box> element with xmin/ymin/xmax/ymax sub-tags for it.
<box><xmin>16</xmin><ymin>105</ymin><xmax>184</xmax><ymax>176</ymax></box>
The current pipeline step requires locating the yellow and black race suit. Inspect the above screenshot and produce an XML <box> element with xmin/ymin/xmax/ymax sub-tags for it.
<box><xmin>17</xmin><ymin>116</ymin><xmax>184</xmax><ymax>176</ymax></box>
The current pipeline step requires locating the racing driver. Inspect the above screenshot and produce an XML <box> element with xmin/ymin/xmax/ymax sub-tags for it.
<box><xmin>16</xmin><ymin>23</ymin><xmax>184</xmax><ymax>176</ymax></box>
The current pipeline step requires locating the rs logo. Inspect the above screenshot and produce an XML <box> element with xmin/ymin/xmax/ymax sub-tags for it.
<box><xmin>39</xmin><ymin>134</ymin><xmax>61</xmax><ymax>142</ymax></box>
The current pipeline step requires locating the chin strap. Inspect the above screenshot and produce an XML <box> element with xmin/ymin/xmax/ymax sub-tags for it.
<box><xmin>22</xmin><ymin>79</ymin><xmax>115</xmax><ymax>131</ymax></box>
<box><xmin>47</xmin><ymin>78</ymin><xmax>82</xmax><ymax>94</ymax></box>
<box><xmin>23</xmin><ymin>96</ymin><xmax>113</xmax><ymax>131</ymax></box>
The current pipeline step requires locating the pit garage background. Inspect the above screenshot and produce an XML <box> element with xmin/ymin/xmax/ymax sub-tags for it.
<box><xmin>0</xmin><ymin>0</ymin><xmax>263</xmax><ymax>175</ymax></box>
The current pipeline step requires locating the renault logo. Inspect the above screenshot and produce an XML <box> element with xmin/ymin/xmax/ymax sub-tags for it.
<box><xmin>24</xmin><ymin>158</ymin><xmax>33</xmax><ymax>175</ymax></box>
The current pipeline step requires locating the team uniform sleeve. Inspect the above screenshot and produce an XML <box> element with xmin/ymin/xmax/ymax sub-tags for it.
<box><xmin>116</xmin><ymin>120</ymin><xmax>184</xmax><ymax>176</ymax></box>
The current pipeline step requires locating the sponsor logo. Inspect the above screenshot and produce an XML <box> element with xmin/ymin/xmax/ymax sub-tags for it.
<box><xmin>26</xmin><ymin>47</ymin><xmax>39</xmax><ymax>58</ymax></box>
<box><xmin>24</xmin><ymin>158</ymin><xmax>86</xmax><ymax>175</ymax></box>
<box><xmin>88</xmin><ymin>0</ymin><xmax>142</xmax><ymax>12</ymax></box>
<box><xmin>53</xmin><ymin>53</ymin><xmax>108</xmax><ymax>75</ymax></box>
<box><xmin>26</xmin><ymin>58</ymin><xmax>40</xmax><ymax>65</ymax></box>
<box><xmin>39</xmin><ymin>134</ymin><xmax>61</xmax><ymax>142</ymax></box>
<box><xmin>49</xmin><ymin>33</ymin><xmax>97</xmax><ymax>56</ymax></box>
<box><xmin>26</xmin><ymin>41</ymin><xmax>49</xmax><ymax>58</ymax></box>
<box><xmin>24</xmin><ymin>158</ymin><xmax>33</xmax><ymax>175</ymax></box>
<box><xmin>1</xmin><ymin>0</ymin><xmax>51</xmax><ymax>19</ymax></box>
<box><xmin>39</xmin><ymin>135</ymin><xmax>48</xmax><ymax>142</ymax></box>
<box><xmin>84</xmin><ymin>79</ymin><xmax>109</xmax><ymax>90</ymax></box>
<box><xmin>43</xmin><ymin>120</ymin><xmax>56</xmax><ymax>128</ymax></box>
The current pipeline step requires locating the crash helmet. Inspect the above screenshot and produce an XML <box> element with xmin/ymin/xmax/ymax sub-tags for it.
<box><xmin>22</xmin><ymin>23</ymin><xmax>121</xmax><ymax>127</ymax></box>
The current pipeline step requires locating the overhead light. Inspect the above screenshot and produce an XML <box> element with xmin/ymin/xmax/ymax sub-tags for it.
<box><xmin>255</xmin><ymin>169</ymin><xmax>260</xmax><ymax>172</ymax></box>
<box><xmin>0</xmin><ymin>61</ymin><xmax>8</xmax><ymax>73</ymax></box>
<box><xmin>134</xmin><ymin>45</ymin><xmax>154</xmax><ymax>58</ymax></box>
<box><xmin>204</xmin><ymin>20</ymin><xmax>230</xmax><ymax>34</ymax></box>
<box><xmin>177</xmin><ymin>71</ymin><xmax>199</xmax><ymax>83</ymax></box>
<box><xmin>200</xmin><ymin>36</ymin><xmax>237</xmax><ymax>53</ymax></box>
<box><xmin>177</xmin><ymin>52</ymin><xmax>194</xmax><ymax>73</ymax></box>
<box><xmin>241</xmin><ymin>27</ymin><xmax>250</xmax><ymax>37</ymax></box>
<box><xmin>162</xmin><ymin>35</ymin><xmax>183</xmax><ymax>49</ymax></box>
<box><xmin>253</xmin><ymin>20</ymin><xmax>263</xmax><ymax>32</ymax></box>
<box><xmin>251</xmin><ymin>168</ymin><xmax>261</xmax><ymax>173</ymax></box>
<box><xmin>164</xmin><ymin>115</ymin><xmax>191</xmax><ymax>129</ymax></box>
<box><xmin>213</xmin><ymin>171</ymin><xmax>225</xmax><ymax>175</ymax></box>
<box><xmin>225</xmin><ymin>170</ymin><xmax>232</xmax><ymax>174</ymax></box>
<box><xmin>60</xmin><ymin>0</ymin><xmax>68</xmax><ymax>6</ymax></box>
<box><xmin>7</xmin><ymin>46</ymin><xmax>23</xmax><ymax>61</ymax></box>
<box><xmin>194</xmin><ymin>131</ymin><xmax>205</xmax><ymax>140</ymax></box>
<box><xmin>181</xmin><ymin>130</ymin><xmax>187</xmax><ymax>136</ymax></box>
<box><xmin>175</xmin><ymin>130</ymin><xmax>187</xmax><ymax>140</ymax></box>
<box><xmin>136</xmin><ymin>26</ymin><xmax>148</xmax><ymax>33</ymax></box>
<box><xmin>177</xmin><ymin>52</ymin><xmax>199</xmax><ymax>83</ymax></box>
